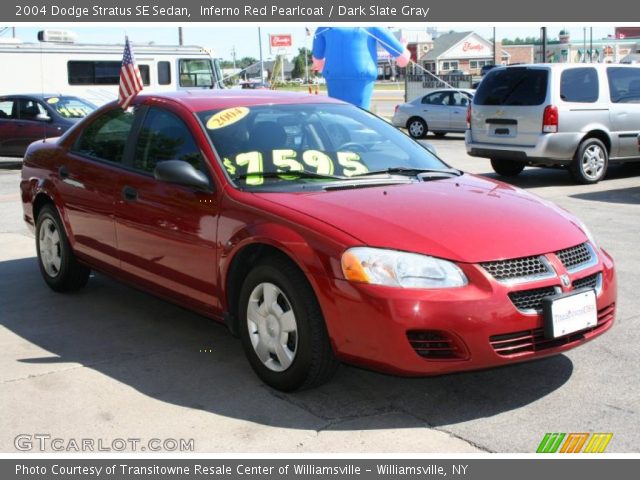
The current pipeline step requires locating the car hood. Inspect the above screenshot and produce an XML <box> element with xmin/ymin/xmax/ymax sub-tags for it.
<box><xmin>257</xmin><ymin>174</ymin><xmax>587</xmax><ymax>263</ymax></box>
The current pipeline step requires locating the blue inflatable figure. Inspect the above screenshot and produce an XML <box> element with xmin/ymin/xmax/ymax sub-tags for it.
<box><xmin>312</xmin><ymin>27</ymin><xmax>410</xmax><ymax>109</ymax></box>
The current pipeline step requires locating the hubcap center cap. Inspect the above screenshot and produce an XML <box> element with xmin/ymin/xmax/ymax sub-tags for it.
<box><xmin>266</xmin><ymin>315</ymin><xmax>279</xmax><ymax>337</ymax></box>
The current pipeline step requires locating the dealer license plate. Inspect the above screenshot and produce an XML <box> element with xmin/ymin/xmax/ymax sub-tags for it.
<box><xmin>543</xmin><ymin>289</ymin><xmax>597</xmax><ymax>338</ymax></box>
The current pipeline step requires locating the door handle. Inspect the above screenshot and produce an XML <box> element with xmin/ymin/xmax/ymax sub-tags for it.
<box><xmin>58</xmin><ymin>166</ymin><xmax>69</xmax><ymax>179</ymax></box>
<box><xmin>122</xmin><ymin>186</ymin><xmax>138</xmax><ymax>202</ymax></box>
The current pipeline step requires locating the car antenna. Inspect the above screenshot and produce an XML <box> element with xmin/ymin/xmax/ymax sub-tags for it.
<box><xmin>39</xmin><ymin>40</ymin><xmax>47</xmax><ymax>143</ymax></box>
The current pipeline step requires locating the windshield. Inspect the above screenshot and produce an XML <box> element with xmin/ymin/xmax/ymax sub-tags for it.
<box><xmin>198</xmin><ymin>103</ymin><xmax>449</xmax><ymax>190</ymax></box>
<box><xmin>45</xmin><ymin>96</ymin><xmax>96</xmax><ymax>119</ymax></box>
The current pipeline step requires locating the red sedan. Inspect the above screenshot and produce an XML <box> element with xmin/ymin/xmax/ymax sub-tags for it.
<box><xmin>20</xmin><ymin>91</ymin><xmax>616</xmax><ymax>391</ymax></box>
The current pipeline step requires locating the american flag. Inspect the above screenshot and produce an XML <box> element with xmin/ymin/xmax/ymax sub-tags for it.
<box><xmin>118</xmin><ymin>36</ymin><xmax>144</xmax><ymax>109</ymax></box>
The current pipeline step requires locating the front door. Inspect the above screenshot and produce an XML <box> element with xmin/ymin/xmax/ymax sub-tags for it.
<box><xmin>607</xmin><ymin>66</ymin><xmax>640</xmax><ymax>158</ymax></box>
<box><xmin>114</xmin><ymin>105</ymin><xmax>220</xmax><ymax>312</ymax></box>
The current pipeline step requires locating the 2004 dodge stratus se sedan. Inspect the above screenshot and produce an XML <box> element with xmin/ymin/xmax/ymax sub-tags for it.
<box><xmin>20</xmin><ymin>91</ymin><xmax>616</xmax><ymax>391</ymax></box>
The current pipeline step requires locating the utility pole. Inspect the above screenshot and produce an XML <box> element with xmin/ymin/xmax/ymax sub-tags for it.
<box><xmin>258</xmin><ymin>28</ymin><xmax>265</xmax><ymax>82</ymax></box>
<box><xmin>541</xmin><ymin>27</ymin><xmax>547</xmax><ymax>63</ymax></box>
<box><xmin>178</xmin><ymin>27</ymin><xmax>183</xmax><ymax>46</ymax></box>
<box><xmin>231</xmin><ymin>45</ymin><xmax>237</xmax><ymax>70</ymax></box>
<box><xmin>590</xmin><ymin>27</ymin><xmax>593</xmax><ymax>62</ymax></box>
<box><xmin>493</xmin><ymin>27</ymin><xmax>496</xmax><ymax>65</ymax></box>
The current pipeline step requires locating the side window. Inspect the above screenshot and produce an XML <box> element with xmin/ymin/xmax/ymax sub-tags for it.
<box><xmin>133</xmin><ymin>108</ymin><xmax>204</xmax><ymax>174</ymax></box>
<box><xmin>422</xmin><ymin>92</ymin><xmax>449</xmax><ymax>105</ymax></box>
<box><xmin>139</xmin><ymin>65</ymin><xmax>150</xmax><ymax>86</ymax></box>
<box><xmin>73</xmin><ymin>109</ymin><xmax>134</xmax><ymax>163</ymax></box>
<box><xmin>451</xmin><ymin>92</ymin><xmax>470</xmax><ymax>106</ymax></box>
<box><xmin>17</xmin><ymin>99</ymin><xmax>47</xmax><ymax>121</ymax></box>
<box><xmin>0</xmin><ymin>99</ymin><xmax>17</xmax><ymax>119</ymax></box>
<box><xmin>607</xmin><ymin>67</ymin><xmax>640</xmax><ymax>103</ymax></box>
<box><xmin>560</xmin><ymin>68</ymin><xmax>599</xmax><ymax>103</ymax></box>
<box><xmin>158</xmin><ymin>61</ymin><xmax>171</xmax><ymax>85</ymax></box>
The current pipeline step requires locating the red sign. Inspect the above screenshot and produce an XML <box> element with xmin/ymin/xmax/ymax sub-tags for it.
<box><xmin>270</xmin><ymin>34</ymin><xmax>292</xmax><ymax>48</ymax></box>
<box><xmin>462</xmin><ymin>42</ymin><xmax>485</xmax><ymax>52</ymax></box>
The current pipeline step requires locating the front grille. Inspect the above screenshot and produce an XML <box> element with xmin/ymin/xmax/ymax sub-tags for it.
<box><xmin>481</xmin><ymin>256</ymin><xmax>549</xmax><ymax>282</ymax></box>
<box><xmin>508</xmin><ymin>286</ymin><xmax>558</xmax><ymax>312</ymax></box>
<box><xmin>556</xmin><ymin>243</ymin><xmax>593</xmax><ymax>270</ymax></box>
<box><xmin>407</xmin><ymin>331</ymin><xmax>466</xmax><ymax>360</ymax></box>
<box><xmin>490</xmin><ymin>303</ymin><xmax>615</xmax><ymax>356</ymax></box>
<box><xmin>573</xmin><ymin>272</ymin><xmax>599</xmax><ymax>290</ymax></box>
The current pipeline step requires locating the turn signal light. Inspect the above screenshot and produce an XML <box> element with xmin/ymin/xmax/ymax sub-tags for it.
<box><xmin>542</xmin><ymin>105</ymin><xmax>558</xmax><ymax>133</ymax></box>
<box><xmin>341</xmin><ymin>251</ymin><xmax>370</xmax><ymax>283</ymax></box>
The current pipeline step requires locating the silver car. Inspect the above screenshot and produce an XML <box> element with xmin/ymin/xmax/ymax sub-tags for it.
<box><xmin>392</xmin><ymin>89</ymin><xmax>474</xmax><ymax>139</ymax></box>
<box><xmin>466</xmin><ymin>63</ymin><xmax>640</xmax><ymax>184</ymax></box>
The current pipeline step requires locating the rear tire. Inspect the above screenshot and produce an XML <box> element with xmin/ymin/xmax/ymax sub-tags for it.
<box><xmin>238</xmin><ymin>256</ymin><xmax>339</xmax><ymax>391</ymax></box>
<box><xmin>407</xmin><ymin>117</ymin><xmax>427</xmax><ymax>139</ymax></box>
<box><xmin>490</xmin><ymin>158</ymin><xmax>525</xmax><ymax>177</ymax></box>
<box><xmin>570</xmin><ymin>138</ymin><xmax>608</xmax><ymax>184</ymax></box>
<box><xmin>35</xmin><ymin>204</ymin><xmax>90</xmax><ymax>292</ymax></box>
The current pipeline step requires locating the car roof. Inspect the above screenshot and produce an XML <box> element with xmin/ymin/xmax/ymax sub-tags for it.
<box><xmin>135</xmin><ymin>89</ymin><xmax>344</xmax><ymax>111</ymax></box>
<box><xmin>0</xmin><ymin>93</ymin><xmax>78</xmax><ymax>99</ymax></box>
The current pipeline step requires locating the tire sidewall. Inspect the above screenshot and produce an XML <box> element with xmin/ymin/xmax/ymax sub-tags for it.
<box><xmin>572</xmin><ymin>138</ymin><xmax>608</xmax><ymax>184</ymax></box>
<box><xmin>35</xmin><ymin>205</ymin><xmax>71</xmax><ymax>289</ymax></box>
<box><xmin>238</xmin><ymin>262</ymin><xmax>317</xmax><ymax>391</ymax></box>
<box><xmin>407</xmin><ymin>118</ymin><xmax>427</xmax><ymax>139</ymax></box>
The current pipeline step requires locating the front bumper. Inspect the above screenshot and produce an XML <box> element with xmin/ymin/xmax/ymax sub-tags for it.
<box><xmin>315</xmin><ymin>248</ymin><xmax>616</xmax><ymax>376</ymax></box>
<box><xmin>465</xmin><ymin>131</ymin><xmax>583</xmax><ymax>164</ymax></box>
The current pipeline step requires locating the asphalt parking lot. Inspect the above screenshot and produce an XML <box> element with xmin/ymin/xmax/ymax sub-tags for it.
<box><xmin>1</xmin><ymin>137</ymin><xmax>639</xmax><ymax>453</ymax></box>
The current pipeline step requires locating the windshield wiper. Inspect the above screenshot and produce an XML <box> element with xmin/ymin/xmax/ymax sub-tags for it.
<box><xmin>234</xmin><ymin>170</ymin><xmax>347</xmax><ymax>181</ymax></box>
<box><xmin>351</xmin><ymin>167</ymin><xmax>462</xmax><ymax>178</ymax></box>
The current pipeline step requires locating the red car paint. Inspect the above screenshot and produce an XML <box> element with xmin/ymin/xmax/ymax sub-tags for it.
<box><xmin>20</xmin><ymin>90</ymin><xmax>616</xmax><ymax>376</ymax></box>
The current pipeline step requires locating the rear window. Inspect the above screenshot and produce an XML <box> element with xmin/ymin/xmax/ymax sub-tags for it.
<box><xmin>560</xmin><ymin>68</ymin><xmax>599</xmax><ymax>103</ymax></box>
<box><xmin>474</xmin><ymin>68</ymin><xmax>548</xmax><ymax>106</ymax></box>
<box><xmin>607</xmin><ymin>67</ymin><xmax>640</xmax><ymax>103</ymax></box>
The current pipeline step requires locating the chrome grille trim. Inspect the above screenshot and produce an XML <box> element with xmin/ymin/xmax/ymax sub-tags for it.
<box><xmin>556</xmin><ymin>242</ymin><xmax>598</xmax><ymax>273</ymax></box>
<box><xmin>480</xmin><ymin>255</ymin><xmax>555</xmax><ymax>285</ymax></box>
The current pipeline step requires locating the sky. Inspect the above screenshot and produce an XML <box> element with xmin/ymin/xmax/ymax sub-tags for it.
<box><xmin>2</xmin><ymin>25</ymin><xmax>616</xmax><ymax>61</ymax></box>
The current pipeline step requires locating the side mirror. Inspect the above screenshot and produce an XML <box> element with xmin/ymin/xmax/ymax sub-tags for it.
<box><xmin>154</xmin><ymin>160</ymin><xmax>211</xmax><ymax>191</ymax></box>
<box><xmin>36</xmin><ymin>113</ymin><xmax>52</xmax><ymax>122</ymax></box>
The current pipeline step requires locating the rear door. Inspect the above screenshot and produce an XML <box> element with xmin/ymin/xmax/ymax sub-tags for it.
<box><xmin>607</xmin><ymin>66</ymin><xmax>640</xmax><ymax>158</ymax></box>
<box><xmin>59</xmin><ymin>107</ymin><xmax>136</xmax><ymax>270</ymax></box>
<box><xmin>114</xmin><ymin>105</ymin><xmax>221</xmax><ymax>311</ymax></box>
<box><xmin>470</xmin><ymin>67</ymin><xmax>549</xmax><ymax>146</ymax></box>
<box><xmin>449</xmin><ymin>91</ymin><xmax>471</xmax><ymax>131</ymax></box>
<box><xmin>0</xmin><ymin>98</ymin><xmax>19</xmax><ymax>156</ymax></box>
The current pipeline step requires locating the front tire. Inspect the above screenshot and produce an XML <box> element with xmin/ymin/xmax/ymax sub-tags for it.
<box><xmin>570</xmin><ymin>138</ymin><xmax>608</xmax><ymax>184</ymax></box>
<box><xmin>490</xmin><ymin>158</ymin><xmax>525</xmax><ymax>177</ymax></box>
<box><xmin>407</xmin><ymin>117</ymin><xmax>427</xmax><ymax>139</ymax></box>
<box><xmin>238</xmin><ymin>257</ymin><xmax>339</xmax><ymax>391</ymax></box>
<box><xmin>36</xmin><ymin>204</ymin><xmax>90</xmax><ymax>292</ymax></box>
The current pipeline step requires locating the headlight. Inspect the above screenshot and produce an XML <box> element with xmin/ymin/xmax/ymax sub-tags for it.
<box><xmin>341</xmin><ymin>247</ymin><xmax>467</xmax><ymax>289</ymax></box>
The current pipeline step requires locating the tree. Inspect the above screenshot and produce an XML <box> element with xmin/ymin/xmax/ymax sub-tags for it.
<box><xmin>291</xmin><ymin>48</ymin><xmax>313</xmax><ymax>80</ymax></box>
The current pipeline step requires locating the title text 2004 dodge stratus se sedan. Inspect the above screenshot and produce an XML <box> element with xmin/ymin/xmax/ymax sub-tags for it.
<box><xmin>20</xmin><ymin>91</ymin><xmax>616</xmax><ymax>391</ymax></box>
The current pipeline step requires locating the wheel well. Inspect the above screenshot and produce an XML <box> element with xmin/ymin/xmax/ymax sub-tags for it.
<box><xmin>582</xmin><ymin>130</ymin><xmax>611</xmax><ymax>154</ymax></box>
<box><xmin>32</xmin><ymin>193</ymin><xmax>55</xmax><ymax>222</ymax></box>
<box><xmin>225</xmin><ymin>244</ymin><xmax>304</xmax><ymax>333</ymax></box>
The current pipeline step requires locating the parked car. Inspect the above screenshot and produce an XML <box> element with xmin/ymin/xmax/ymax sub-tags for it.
<box><xmin>21</xmin><ymin>90</ymin><xmax>616</xmax><ymax>391</ymax></box>
<box><xmin>392</xmin><ymin>89</ymin><xmax>474</xmax><ymax>138</ymax></box>
<box><xmin>447</xmin><ymin>69</ymin><xmax>467</xmax><ymax>77</ymax></box>
<box><xmin>240</xmin><ymin>81</ymin><xmax>270</xmax><ymax>90</ymax></box>
<box><xmin>481</xmin><ymin>64</ymin><xmax>497</xmax><ymax>76</ymax></box>
<box><xmin>466</xmin><ymin>64</ymin><xmax>640</xmax><ymax>183</ymax></box>
<box><xmin>0</xmin><ymin>94</ymin><xmax>95</xmax><ymax>156</ymax></box>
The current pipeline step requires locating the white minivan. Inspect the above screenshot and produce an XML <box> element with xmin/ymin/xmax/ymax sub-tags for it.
<box><xmin>465</xmin><ymin>64</ymin><xmax>640</xmax><ymax>184</ymax></box>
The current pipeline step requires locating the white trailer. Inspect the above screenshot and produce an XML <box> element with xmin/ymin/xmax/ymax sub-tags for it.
<box><xmin>0</xmin><ymin>36</ymin><xmax>224</xmax><ymax>106</ymax></box>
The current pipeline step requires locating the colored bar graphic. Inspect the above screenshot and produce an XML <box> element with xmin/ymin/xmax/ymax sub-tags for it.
<box><xmin>537</xmin><ymin>433</ymin><xmax>565</xmax><ymax>453</ymax></box>
<box><xmin>537</xmin><ymin>433</ymin><xmax>613</xmax><ymax>453</ymax></box>
<box><xmin>583</xmin><ymin>433</ymin><xmax>613</xmax><ymax>453</ymax></box>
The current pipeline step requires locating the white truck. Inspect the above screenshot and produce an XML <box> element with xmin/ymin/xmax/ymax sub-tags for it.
<box><xmin>0</xmin><ymin>32</ymin><xmax>223</xmax><ymax>106</ymax></box>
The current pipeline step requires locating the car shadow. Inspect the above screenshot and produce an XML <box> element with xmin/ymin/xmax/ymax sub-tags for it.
<box><xmin>1</xmin><ymin>256</ymin><xmax>573</xmax><ymax>429</ymax></box>
<box><xmin>478</xmin><ymin>162</ymin><xmax>640</xmax><ymax>189</ymax></box>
